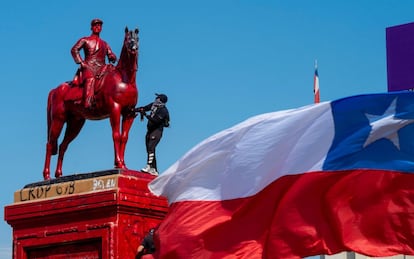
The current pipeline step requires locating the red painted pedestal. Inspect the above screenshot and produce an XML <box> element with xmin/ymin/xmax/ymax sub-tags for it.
<box><xmin>4</xmin><ymin>169</ymin><xmax>168</xmax><ymax>259</ymax></box>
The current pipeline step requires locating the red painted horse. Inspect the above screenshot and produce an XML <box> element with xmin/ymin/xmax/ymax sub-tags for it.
<box><xmin>43</xmin><ymin>27</ymin><xmax>139</xmax><ymax>180</ymax></box>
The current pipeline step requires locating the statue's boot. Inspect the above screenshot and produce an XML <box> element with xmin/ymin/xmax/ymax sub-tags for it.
<box><xmin>84</xmin><ymin>78</ymin><xmax>95</xmax><ymax>109</ymax></box>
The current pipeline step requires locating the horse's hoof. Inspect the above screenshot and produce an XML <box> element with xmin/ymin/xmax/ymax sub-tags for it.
<box><xmin>114</xmin><ymin>163</ymin><xmax>127</xmax><ymax>170</ymax></box>
<box><xmin>55</xmin><ymin>171</ymin><xmax>62</xmax><ymax>178</ymax></box>
<box><xmin>43</xmin><ymin>170</ymin><xmax>51</xmax><ymax>180</ymax></box>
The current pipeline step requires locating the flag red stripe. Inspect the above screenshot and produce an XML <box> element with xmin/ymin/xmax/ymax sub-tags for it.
<box><xmin>154</xmin><ymin>170</ymin><xmax>414</xmax><ymax>258</ymax></box>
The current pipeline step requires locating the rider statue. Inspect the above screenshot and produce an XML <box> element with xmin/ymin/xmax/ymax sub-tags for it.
<box><xmin>71</xmin><ymin>18</ymin><xmax>117</xmax><ymax>109</ymax></box>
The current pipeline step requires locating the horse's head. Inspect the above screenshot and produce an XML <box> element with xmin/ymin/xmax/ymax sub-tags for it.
<box><xmin>117</xmin><ymin>27</ymin><xmax>139</xmax><ymax>73</ymax></box>
<box><xmin>124</xmin><ymin>27</ymin><xmax>139</xmax><ymax>55</ymax></box>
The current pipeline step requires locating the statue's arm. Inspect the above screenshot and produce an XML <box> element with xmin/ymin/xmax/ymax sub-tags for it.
<box><xmin>106</xmin><ymin>43</ymin><xmax>117</xmax><ymax>63</ymax></box>
<box><xmin>71</xmin><ymin>38</ymin><xmax>85</xmax><ymax>64</ymax></box>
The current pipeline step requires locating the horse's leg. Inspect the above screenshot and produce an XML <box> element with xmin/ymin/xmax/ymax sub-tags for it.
<box><xmin>43</xmin><ymin>145</ymin><xmax>52</xmax><ymax>180</ymax></box>
<box><xmin>109</xmin><ymin>103</ymin><xmax>124</xmax><ymax>169</ymax></box>
<box><xmin>43</xmin><ymin>117</ymin><xmax>66</xmax><ymax>180</ymax></box>
<box><xmin>119</xmin><ymin>114</ymin><xmax>135</xmax><ymax>168</ymax></box>
<box><xmin>55</xmin><ymin>117</ymin><xmax>86</xmax><ymax>178</ymax></box>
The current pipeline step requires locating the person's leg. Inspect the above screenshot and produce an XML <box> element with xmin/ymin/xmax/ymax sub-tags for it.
<box><xmin>142</xmin><ymin>132</ymin><xmax>152</xmax><ymax>172</ymax></box>
<box><xmin>146</xmin><ymin>130</ymin><xmax>162</xmax><ymax>175</ymax></box>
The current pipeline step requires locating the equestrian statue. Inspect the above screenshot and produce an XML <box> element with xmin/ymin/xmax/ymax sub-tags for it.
<box><xmin>43</xmin><ymin>26</ymin><xmax>139</xmax><ymax>180</ymax></box>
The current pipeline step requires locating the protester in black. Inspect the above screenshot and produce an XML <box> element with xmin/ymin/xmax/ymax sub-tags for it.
<box><xmin>136</xmin><ymin>228</ymin><xmax>156</xmax><ymax>259</ymax></box>
<box><xmin>134</xmin><ymin>93</ymin><xmax>170</xmax><ymax>176</ymax></box>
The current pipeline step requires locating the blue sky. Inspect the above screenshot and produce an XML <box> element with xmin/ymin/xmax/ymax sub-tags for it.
<box><xmin>0</xmin><ymin>0</ymin><xmax>413</xmax><ymax>257</ymax></box>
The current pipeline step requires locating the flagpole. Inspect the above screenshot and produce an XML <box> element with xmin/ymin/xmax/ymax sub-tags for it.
<box><xmin>314</xmin><ymin>60</ymin><xmax>320</xmax><ymax>103</ymax></box>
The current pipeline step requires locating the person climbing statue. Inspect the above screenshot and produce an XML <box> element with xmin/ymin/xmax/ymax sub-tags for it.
<box><xmin>133</xmin><ymin>93</ymin><xmax>170</xmax><ymax>176</ymax></box>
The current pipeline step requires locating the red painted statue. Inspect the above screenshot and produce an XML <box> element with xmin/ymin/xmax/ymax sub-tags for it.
<box><xmin>71</xmin><ymin>18</ymin><xmax>118</xmax><ymax>109</ymax></box>
<box><xmin>43</xmin><ymin>20</ymin><xmax>139</xmax><ymax>180</ymax></box>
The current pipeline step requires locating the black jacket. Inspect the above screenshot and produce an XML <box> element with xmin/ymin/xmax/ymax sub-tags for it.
<box><xmin>137</xmin><ymin>102</ymin><xmax>170</xmax><ymax>132</ymax></box>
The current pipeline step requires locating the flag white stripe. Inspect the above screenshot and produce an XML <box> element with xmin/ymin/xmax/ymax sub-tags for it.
<box><xmin>149</xmin><ymin>102</ymin><xmax>334</xmax><ymax>203</ymax></box>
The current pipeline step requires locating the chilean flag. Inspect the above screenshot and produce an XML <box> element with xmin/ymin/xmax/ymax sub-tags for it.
<box><xmin>149</xmin><ymin>92</ymin><xmax>414</xmax><ymax>259</ymax></box>
<box><xmin>314</xmin><ymin>61</ymin><xmax>320</xmax><ymax>103</ymax></box>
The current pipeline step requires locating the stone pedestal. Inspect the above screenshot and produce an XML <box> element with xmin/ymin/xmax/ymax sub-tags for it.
<box><xmin>4</xmin><ymin>169</ymin><xmax>168</xmax><ymax>259</ymax></box>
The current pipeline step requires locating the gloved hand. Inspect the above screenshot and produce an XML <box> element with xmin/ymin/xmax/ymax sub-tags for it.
<box><xmin>129</xmin><ymin>107</ymin><xmax>145</xmax><ymax>119</ymax></box>
<box><xmin>109</xmin><ymin>53</ymin><xmax>117</xmax><ymax>63</ymax></box>
<box><xmin>135</xmin><ymin>107</ymin><xmax>144</xmax><ymax>113</ymax></box>
<box><xmin>134</xmin><ymin>107</ymin><xmax>146</xmax><ymax>121</ymax></box>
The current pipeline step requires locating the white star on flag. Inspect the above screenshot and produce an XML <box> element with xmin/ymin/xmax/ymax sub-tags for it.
<box><xmin>363</xmin><ymin>98</ymin><xmax>414</xmax><ymax>149</ymax></box>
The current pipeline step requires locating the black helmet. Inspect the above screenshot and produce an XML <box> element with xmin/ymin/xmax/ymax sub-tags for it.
<box><xmin>155</xmin><ymin>93</ymin><xmax>168</xmax><ymax>103</ymax></box>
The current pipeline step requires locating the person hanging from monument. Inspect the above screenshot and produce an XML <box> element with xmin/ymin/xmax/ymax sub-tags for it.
<box><xmin>133</xmin><ymin>93</ymin><xmax>170</xmax><ymax>176</ymax></box>
<box><xmin>71</xmin><ymin>18</ymin><xmax>117</xmax><ymax>109</ymax></box>
<box><xmin>136</xmin><ymin>227</ymin><xmax>157</xmax><ymax>259</ymax></box>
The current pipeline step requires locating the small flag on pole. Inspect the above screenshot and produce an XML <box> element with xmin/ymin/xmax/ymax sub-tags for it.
<box><xmin>314</xmin><ymin>60</ymin><xmax>320</xmax><ymax>103</ymax></box>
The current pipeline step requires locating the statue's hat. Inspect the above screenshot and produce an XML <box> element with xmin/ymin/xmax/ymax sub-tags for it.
<box><xmin>91</xmin><ymin>18</ymin><xmax>103</xmax><ymax>26</ymax></box>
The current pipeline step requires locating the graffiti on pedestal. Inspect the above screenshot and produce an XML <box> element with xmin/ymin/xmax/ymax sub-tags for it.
<box><xmin>15</xmin><ymin>175</ymin><xmax>118</xmax><ymax>203</ymax></box>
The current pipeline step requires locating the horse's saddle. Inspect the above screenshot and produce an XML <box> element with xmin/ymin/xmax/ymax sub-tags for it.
<box><xmin>65</xmin><ymin>65</ymin><xmax>114</xmax><ymax>102</ymax></box>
